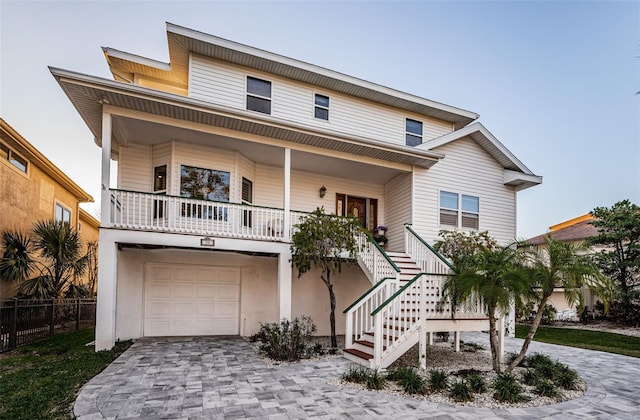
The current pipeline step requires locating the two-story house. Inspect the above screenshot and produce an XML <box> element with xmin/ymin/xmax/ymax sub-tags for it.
<box><xmin>52</xmin><ymin>23</ymin><xmax>541</xmax><ymax>368</ymax></box>
<box><xmin>0</xmin><ymin>118</ymin><xmax>99</xmax><ymax>299</ymax></box>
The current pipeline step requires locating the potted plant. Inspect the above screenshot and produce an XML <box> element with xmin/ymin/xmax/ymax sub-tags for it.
<box><xmin>375</xmin><ymin>225</ymin><xmax>388</xmax><ymax>236</ymax></box>
<box><xmin>373</xmin><ymin>233</ymin><xmax>388</xmax><ymax>246</ymax></box>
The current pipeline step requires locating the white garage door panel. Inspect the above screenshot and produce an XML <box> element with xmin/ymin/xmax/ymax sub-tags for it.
<box><xmin>144</xmin><ymin>264</ymin><xmax>241</xmax><ymax>337</ymax></box>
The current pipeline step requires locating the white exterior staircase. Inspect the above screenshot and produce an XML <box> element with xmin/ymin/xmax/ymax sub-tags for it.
<box><xmin>343</xmin><ymin>225</ymin><xmax>490</xmax><ymax>369</ymax></box>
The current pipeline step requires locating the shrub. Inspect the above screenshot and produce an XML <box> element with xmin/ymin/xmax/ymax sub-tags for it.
<box><xmin>428</xmin><ymin>369</ymin><xmax>449</xmax><ymax>392</ymax></box>
<box><xmin>493</xmin><ymin>373</ymin><xmax>524</xmax><ymax>403</ymax></box>
<box><xmin>435</xmin><ymin>331</ymin><xmax>450</xmax><ymax>342</ymax></box>
<box><xmin>467</xmin><ymin>373</ymin><xmax>487</xmax><ymax>393</ymax></box>
<box><xmin>534</xmin><ymin>379</ymin><xmax>560</xmax><ymax>398</ymax></box>
<box><xmin>521</xmin><ymin>369</ymin><xmax>540</xmax><ymax>386</ymax></box>
<box><xmin>541</xmin><ymin>303</ymin><xmax>557</xmax><ymax>325</ymax></box>
<box><xmin>460</xmin><ymin>341</ymin><xmax>485</xmax><ymax>353</ymax></box>
<box><xmin>388</xmin><ymin>365</ymin><xmax>425</xmax><ymax>395</ymax></box>
<box><xmin>554</xmin><ymin>365</ymin><xmax>580</xmax><ymax>390</ymax></box>
<box><xmin>366</xmin><ymin>369</ymin><xmax>387</xmax><ymax>390</ymax></box>
<box><xmin>343</xmin><ymin>365</ymin><xmax>370</xmax><ymax>384</ymax></box>
<box><xmin>449</xmin><ymin>380</ymin><xmax>473</xmax><ymax>402</ymax></box>
<box><xmin>525</xmin><ymin>353</ymin><xmax>555</xmax><ymax>370</ymax></box>
<box><xmin>257</xmin><ymin>316</ymin><xmax>317</xmax><ymax>361</ymax></box>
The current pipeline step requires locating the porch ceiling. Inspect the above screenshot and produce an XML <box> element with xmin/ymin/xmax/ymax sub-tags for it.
<box><xmin>113</xmin><ymin>116</ymin><xmax>406</xmax><ymax>184</ymax></box>
<box><xmin>50</xmin><ymin>67</ymin><xmax>443</xmax><ymax>175</ymax></box>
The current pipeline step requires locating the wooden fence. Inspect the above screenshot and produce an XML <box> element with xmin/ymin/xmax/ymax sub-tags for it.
<box><xmin>0</xmin><ymin>298</ymin><xmax>97</xmax><ymax>352</ymax></box>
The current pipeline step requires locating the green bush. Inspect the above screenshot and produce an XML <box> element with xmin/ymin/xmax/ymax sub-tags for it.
<box><xmin>428</xmin><ymin>369</ymin><xmax>449</xmax><ymax>391</ymax></box>
<box><xmin>366</xmin><ymin>369</ymin><xmax>387</xmax><ymax>390</ymax></box>
<box><xmin>257</xmin><ymin>316</ymin><xmax>317</xmax><ymax>361</ymax></box>
<box><xmin>493</xmin><ymin>373</ymin><xmax>524</xmax><ymax>403</ymax></box>
<box><xmin>521</xmin><ymin>369</ymin><xmax>540</xmax><ymax>386</ymax></box>
<box><xmin>467</xmin><ymin>373</ymin><xmax>487</xmax><ymax>393</ymax></box>
<box><xmin>554</xmin><ymin>365</ymin><xmax>580</xmax><ymax>390</ymax></box>
<box><xmin>449</xmin><ymin>380</ymin><xmax>473</xmax><ymax>402</ymax></box>
<box><xmin>534</xmin><ymin>379</ymin><xmax>560</xmax><ymax>398</ymax></box>
<box><xmin>387</xmin><ymin>365</ymin><xmax>425</xmax><ymax>395</ymax></box>
<box><xmin>342</xmin><ymin>366</ymin><xmax>386</xmax><ymax>390</ymax></box>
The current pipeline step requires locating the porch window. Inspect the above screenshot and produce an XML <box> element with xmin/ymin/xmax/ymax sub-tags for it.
<box><xmin>153</xmin><ymin>165</ymin><xmax>167</xmax><ymax>218</ymax></box>
<box><xmin>314</xmin><ymin>94</ymin><xmax>329</xmax><ymax>120</ymax></box>
<box><xmin>242</xmin><ymin>177</ymin><xmax>253</xmax><ymax>228</ymax></box>
<box><xmin>55</xmin><ymin>203</ymin><xmax>71</xmax><ymax>224</ymax></box>
<box><xmin>246</xmin><ymin>76</ymin><xmax>271</xmax><ymax>114</ymax></box>
<box><xmin>439</xmin><ymin>191</ymin><xmax>479</xmax><ymax>229</ymax></box>
<box><xmin>405</xmin><ymin>118</ymin><xmax>423</xmax><ymax>147</ymax></box>
<box><xmin>180</xmin><ymin>165</ymin><xmax>230</xmax><ymax>221</ymax></box>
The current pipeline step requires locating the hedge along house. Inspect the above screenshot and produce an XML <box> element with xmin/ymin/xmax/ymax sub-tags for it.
<box><xmin>51</xmin><ymin>23</ymin><xmax>541</xmax><ymax>368</ymax></box>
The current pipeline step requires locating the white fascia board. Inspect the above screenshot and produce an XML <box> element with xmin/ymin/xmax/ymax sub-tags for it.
<box><xmin>165</xmin><ymin>22</ymin><xmax>479</xmax><ymax>123</ymax></box>
<box><xmin>102</xmin><ymin>47</ymin><xmax>171</xmax><ymax>71</ymax></box>
<box><xmin>504</xmin><ymin>169</ymin><xmax>543</xmax><ymax>189</ymax></box>
<box><xmin>424</xmin><ymin>122</ymin><xmax>536</xmax><ymax>176</ymax></box>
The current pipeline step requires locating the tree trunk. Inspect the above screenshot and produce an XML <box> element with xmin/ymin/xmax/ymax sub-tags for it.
<box><xmin>507</xmin><ymin>295</ymin><xmax>549</xmax><ymax>371</ymax></box>
<box><xmin>325</xmin><ymin>269</ymin><xmax>337</xmax><ymax>348</ymax></box>
<box><xmin>488</xmin><ymin>307</ymin><xmax>501</xmax><ymax>373</ymax></box>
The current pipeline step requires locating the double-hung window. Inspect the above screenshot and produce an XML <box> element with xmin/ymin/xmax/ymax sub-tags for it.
<box><xmin>405</xmin><ymin>118</ymin><xmax>423</xmax><ymax>146</ymax></box>
<box><xmin>439</xmin><ymin>191</ymin><xmax>479</xmax><ymax>229</ymax></box>
<box><xmin>246</xmin><ymin>76</ymin><xmax>271</xmax><ymax>114</ymax></box>
<box><xmin>314</xmin><ymin>94</ymin><xmax>329</xmax><ymax>120</ymax></box>
<box><xmin>55</xmin><ymin>203</ymin><xmax>71</xmax><ymax>224</ymax></box>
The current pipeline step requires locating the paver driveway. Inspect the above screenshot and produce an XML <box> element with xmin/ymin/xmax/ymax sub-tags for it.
<box><xmin>75</xmin><ymin>332</ymin><xmax>640</xmax><ymax>419</ymax></box>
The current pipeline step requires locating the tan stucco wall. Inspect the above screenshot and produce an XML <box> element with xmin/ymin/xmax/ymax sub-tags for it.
<box><xmin>113</xmin><ymin>248</ymin><xmax>371</xmax><ymax>341</ymax></box>
<box><xmin>0</xmin><ymin>158</ymin><xmax>83</xmax><ymax>299</ymax></box>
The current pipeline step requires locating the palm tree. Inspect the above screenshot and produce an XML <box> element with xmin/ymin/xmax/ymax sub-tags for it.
<box><xmin>1</xmin><ymin>220</ymin><xmax>88</xmax><ymax>299</ymax></box>
<box><xmin>507</xmin><ymin>237</ymin><xmax>612</xmax><ymax>370</ymax></box>
<box><xmin>439</xmin><ymin>237</ymin><xmax>532</xmax><ymax>373</ymax></box>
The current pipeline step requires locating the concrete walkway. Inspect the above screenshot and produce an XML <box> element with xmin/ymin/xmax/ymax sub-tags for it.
<box><xmin>75</xmin><ymin>333</ymin><xmax>640</xmax><ymax>419</ymax></box>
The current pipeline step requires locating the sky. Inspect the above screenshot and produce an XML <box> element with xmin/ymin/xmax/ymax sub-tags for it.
<box><xmin>1</xmin><ymin>0</ymin><xmax>638</xmax><ymax>239</ymax></box>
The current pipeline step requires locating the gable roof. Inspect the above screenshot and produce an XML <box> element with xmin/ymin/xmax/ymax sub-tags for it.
<box><xmin>103</xmin><ymin>22</ymin><xmax>479</xmax><ymax>129</ymax></box>
<box><xmin>0</xmin><ymin>118</ymin><xmax>94</xmax><ymax>203</ymax></box>
<box><xmin>421</xmin><ymin>122</ymin><xmax>542</xmax><ymax>190</ymax></box>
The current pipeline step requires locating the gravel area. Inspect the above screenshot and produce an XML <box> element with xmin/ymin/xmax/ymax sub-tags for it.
<box><xmin>250</xmin><ymin>335</ymin><xmax>586</xmax><ymax>409</ymax></box>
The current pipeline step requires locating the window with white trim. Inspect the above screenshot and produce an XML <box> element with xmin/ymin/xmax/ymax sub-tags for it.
<box><xmin>314</xmin><ymin>94</ymin><xmax>329</xmax><ymax>120</ymax></box>
<box><xmin>55</xmin><ymin>203</ymin><xmax>71</xmax><ymax>224</ymax></box>
<box><xmin>246</xmin><ymin>76</ymin><xmax>271</xmax><ymax>114</ymax></box>
<box><xmin>439</xmin><ymin>191</ymin><xmax>479</xmax><ymax>229</ymax></box>
<box><xmin>405</xmin><ymin>118</ymin><xmax>423</xmax><ymax>147</ymax></box>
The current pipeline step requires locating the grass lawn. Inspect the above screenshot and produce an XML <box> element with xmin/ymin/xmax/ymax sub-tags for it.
<box><xmin>515</xmin><ymin>324</ymin><xmax>640</xmax><ymax>358</ymax></box>
<box><xmin>0</xmin><ymin>328</ymin><xmax>131</xmax><ymax>420</ymax></box>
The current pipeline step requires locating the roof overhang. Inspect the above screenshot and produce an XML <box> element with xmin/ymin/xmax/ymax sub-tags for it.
<box><xmin>422</xmin><ymin>122</ymin><xmax>542</xmax><ymax>191</ymax></box>
<box><xmin>50</xmin><ymin>67</ymin><xmax>444</xmax><ymax>169</ymax></box>
<box><xmin>103</xmin><ymin>22</ymin><xmax>479</xmax><ymax>129</ymax></box>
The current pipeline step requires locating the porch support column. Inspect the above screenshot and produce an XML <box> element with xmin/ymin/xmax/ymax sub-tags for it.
<box><xmin>95</xmin><ymin>232</ymin><xmax>117</xmax><ymax>351</ymax></box>
<box><xmin>283</xmin><ymin>147</ymin><xmax>291</xmax><ymax>240</ymax></box>
<box><xmin>100</xmin><ymin>111</ymin><xmax>112</xmax><ymax>227</ymax></box>
<box><xmin>278</xmin><ymin>251</ymin><xmax>292</xmax><ymax>321</ymax></box>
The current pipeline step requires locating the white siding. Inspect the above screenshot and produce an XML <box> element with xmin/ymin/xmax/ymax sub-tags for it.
<box><xmin>413</xmin><ymin>138</ymin><xmax>516</xmax><ymax>246</ymax></box>
<box><xmin>189</xmin><ymin>55</ymin><xmax>453</xmax><ymax>146</ymax></box>
<box><xmin>384</xmin><ymin>173</ymin><xmax>412</xmax><ymax>252</ymax></box>
<box><xmin>118</xmin><ymin>143</ymin><xmax>151</xmax><ymax>192</ymax></box>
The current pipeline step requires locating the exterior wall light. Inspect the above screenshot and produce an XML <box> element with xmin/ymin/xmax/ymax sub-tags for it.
<box><xmin>319</xmin><ymin>185</ymin><xmax>327</xmax><ymax>198</ymax></box>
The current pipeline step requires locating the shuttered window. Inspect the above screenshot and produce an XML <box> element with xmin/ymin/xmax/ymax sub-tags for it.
<box><xmin>246</xmin><ymin>76</ymin><xmax>271</xmax><ymax>114</ymax></box>
<box><xmin>440</xmin><ymin>191</ymin><xmax>479</xmax><ymax>229</ymax></box>
<box><xmin>242</xmin><ymin>177</ymin><xmax>253</xmax><ymax>228</ymax></box>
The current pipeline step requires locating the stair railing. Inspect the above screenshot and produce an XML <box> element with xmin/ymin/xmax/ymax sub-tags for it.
<box><xmin>404</xmin><ymin>224</ymin><xmax>453</xmax><ymax>274</ymax></box>
<box><xmin>344</xmin><ymin>233</ymin><xmax>401</xmax><ymax>350</ymax></box>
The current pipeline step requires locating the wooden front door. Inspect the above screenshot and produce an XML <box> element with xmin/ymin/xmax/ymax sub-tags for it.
<box><xmin>347</xmin><ymin>196</ymin><xmax>367</xmax><ymax>227</ymax></box>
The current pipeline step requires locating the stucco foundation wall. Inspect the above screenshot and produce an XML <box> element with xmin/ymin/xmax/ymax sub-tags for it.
<box><xmin>291</xmin><ymin>265</ymin><xmax>371</xmax><ymax>336</ymax></box>
<box><xmin>114</xmin><ymin>248</ymin><xmax>279</xmax><ymax>341</ymax></box>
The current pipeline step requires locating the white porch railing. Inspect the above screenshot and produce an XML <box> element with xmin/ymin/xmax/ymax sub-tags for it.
<box><xmin>109</xmin><ymin>189</ymin><xmax>304</xmax><ymax>241</ymax></box>
<box><xmin>356</xmin><ymin>232</ymin><xmax>401</xmax><ymax>285</ymax></box>
<box><xmin>404</xmin><ymin>223</ymin><xmax>452</xmax><ymax>275</ymax></box>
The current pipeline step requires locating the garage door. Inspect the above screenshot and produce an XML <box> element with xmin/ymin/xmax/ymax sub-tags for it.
<box><xmin>144</xmin><ymin>263</ymin><xmax>240</xmax><ymax>336</ymax></box>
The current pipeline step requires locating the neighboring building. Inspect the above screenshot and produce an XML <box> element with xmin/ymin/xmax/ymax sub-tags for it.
<box><xmin>525</xmin><ymin>214</ymin><xmax>600</xmax><ymax>317</ymax></box>
<box><xmin>0</xmin><ymin>118</ymin><xmax>95</xmax><ymax>299</ymax></box>
<box><xmin>52</xmin><ymin>23</ymin><xmax>541</xmax><ymax>367</ymax></box>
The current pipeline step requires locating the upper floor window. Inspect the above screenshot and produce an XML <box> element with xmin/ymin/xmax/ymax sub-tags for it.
<box><xmin>1</xmin><ymin>140</ymin><xmax>28</xmax><ymax>173</ymax></box>
<box><xmin>55</xmin><ymin>203</ymin><xmax>71</xmax><ymax>224</ymax></box>
<box><xmin>154</xmin><ymin>165</ymin><xmax>167</xmax><ymax>193</ymax></box>
<box><xmin>406</xmin><ymin>118</ymin><xmax>423</xmax><ymax>147</ymax></box>
<box><xmin>439</xmin><ymin>191</ymin><xmax>479</xmax><ymax>229</ymax></box>
<box><xmin>314</xmin><ymin>94</ymin><xmax>329</xmax><ymax>120</ymax></box>
<box><xmin>246</xmin><ymin>76</ymin><xmax>271</xmax><ymax>114</ymax></box>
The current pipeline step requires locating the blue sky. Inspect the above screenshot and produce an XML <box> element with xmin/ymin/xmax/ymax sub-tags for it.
<box><xmin>1</xmin><ymin>0</ymin><xmax>638</xmax><ymax>239</ymax></box>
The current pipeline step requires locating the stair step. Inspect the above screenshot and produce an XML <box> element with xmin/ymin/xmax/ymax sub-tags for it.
<box><xmin>355</xmin><ymin>340</ymin><xmax>387</xmax><ymax>351</ymax></box>
<box><xmin>343</xmin><ymin>347</ymin><xmax>373</xmax><ymax>361</ymax></box>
